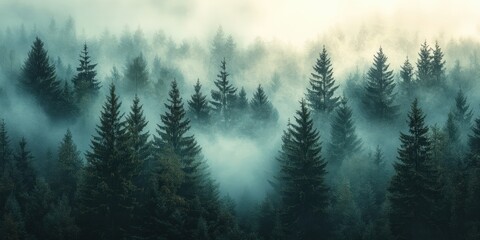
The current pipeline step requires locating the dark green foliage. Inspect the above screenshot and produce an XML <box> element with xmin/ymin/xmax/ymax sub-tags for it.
<box><xmin>20</xmin><ymin>37</ymin><xmax>74</xmax><ymax>118</ymax></box>
<box><xmin>125</xmin><ymin>54</ymin><xmax>149</xmax><ymax>92</ymax></box>
<box><xmin>306</xmin><ymin>46</ymin><xmax>339</xmax><ymax>114</ymax></box>
<box><xmin>43</xmin><ymin>196</ymin><xmax>80</xmax><ymax>240</ymax></box>
<box><xmin>416</xmin><ymin>41</ymin><xmax>432</xmax><ymax>85</ymax></box>
<box><xmin>250</xmin><ymin>84</ymin><xmax>277</xmax><ymax>122</ymax></box>
<box><xmin>0</xmin><ymin>195</ymin><xmax>26</xmax><ymax>240</ymax></box>
<box><xmin>210</xmin><ymin>59</ymin><xmax>237</xmax><ymax>125</ymax></box>
<box><xmin>126</xmin><ymin>95</ymin><xmax>150</xmax><ymax>182</ymax></box>
<box><xmin>453</xmin><ymin>89</ymin><xmax>473</xmax><ymax>133</ymax></box>
<box><xmin>13</xmin><ymin>138</ymin><xmax>36</xmax><ymax>199</ymax></box>
<box><xmin>72</xmin><ymin>43</ymin><xmax>100</xmax><ymax>106</ymax></box>
<box><xmin>50</xmin><ymin>130</ymin><xmax>82</xmax><ymax>201</ymax></box>
<box><xmin>468</xmin><ymin>118</ymin><xmax>480</xmax><ymax>161</ymax></box>
<box><xmin>188</xmin><ymin>79</ymin><xmax>210</xmax><ymax>124</ymax></box>
<box><xmin>328</xmin><ymin>97</ymin><xmax>362</xmax><ymax>169</ymax></box>
<box><xmin>388</xmin><ymin>99</ymin><xmax>442</xmax><ymax>240</ymax></box>
<box><xmin>155</xmin><ymin>80</ymin><xmax>202</xmax><ymax>200</ymax></box>
<box><xmin>0</xmin><ymin>120</ymin><xmax>13</xmax><ymax>215</ymax></box>
<box><xmin>431</xmin><ymin>42</ymin><xmax>446</xmax><ymax>86</ymax></box>
<box><xmin>78</xmin><ymin>84</ymin><xmax>135</xmax><ymax>240</ymax></box>
<box><xmin>399</xmin><ymin>56</ymin><xmax>415</xmax><ymax>96</ymax></box>
<box><xmin>362</xmin><ymin>47</ymin><xmax>398</xmax><ymax>121</ymax></box>
<box><xmin>276</xmin><ymin>100</ymin><xmax>329</xmax><ymax>239</ymax></box>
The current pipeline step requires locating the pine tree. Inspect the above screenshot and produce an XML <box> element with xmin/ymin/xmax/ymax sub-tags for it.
<box><xmin>399</xmin><ymin>56</ymin><xmax>415</xmax><ymax>96</ymax></box>
<box><xmin>388</xmin><ymin>99</ymin><xmax>441</xmax><ymax>240</ymax></box>
<box><xmin>125</xmin><ymin>54</ymin><xmax>149</xmax><ymax>92</ymax></box>
<box><xmin>72</xmin><ymin>43</ymin><xmax>100</xmax><ymax>106</ymax></box>
<box><xmin>416</xmin><ymin>41</ymin><xmax>432</xmax><ymax>86</ymax></box>
<box><xmin>51</xmin><ymin>130</ymin><xmax>82</xmax><ymax>201</ymax></box>
<box><xmin>126</xmin><ymin>95</ymin><xmax>150</xmax><ymax>182</ymax></box>
<box><xmin>78</xmin><ymin>84</ymin><xmax>135</xmax><ymax>240</ymax></box>
<box><xmin>276</xmin><ymin>99</ymin><xmax>329</xmax><ymax>239</ymax></box>
<box><xmin>155</xmin><ymin>80</ymin><xmax>203</xmax><ymax>201</ymax></box>
<box><xmin>210</xmin><ymin>59</ymin><xmax>237</xmax><ymax>125</ymax></box>
<box><xmin>468</xmin><ymin>118</ymin><xmax>480</xmax><ymax>160</ymax></box>
<box><xmin>465</xmin><ymin>118</ymin><xmax>480</xmax><ymax>239</ymax></box>
<box><xmin>0</xmin><ymin>120</ymin><xmax>14</xmax><ymax>217</ymax></box>
<box><xmin>20</xmin><ymin>37</ymin><xmax>66</xmax><ymax>117</ymax></box>
<box><xmin>328</xmin><ymin>97</ymin><xmax>362</xmax><ymax>169</ymax></box>
<box><xmin>188</xmin><ymin>79</ymin><xmax>210</xmax><ymax>124</ymax></box>
<box><xmin>306</xmin><ymin>46</ymin><xmax>339</xmax><ymax>113</ymax></box>
<box><xmin>362</xmin><ymin>47</ymin><xmax>398</xmax><ymax>121</ymax></box>
<box><xmin>250</xmin><ymin>84</ymin><xmax>276</xmax><ymax>122</ymax></box>
<box><xmin>0</xmin><ymin>119</ymin><xmax>12</xmax><ymax>176</ymax></box>
<box><xmin>453</xmin><ymin>89</ymin><xmax>473</xmax><ymax>133</ymax></box>
<box><xmin>14</xmin><ymin>138</ymin><xmax>36</xmax><ymax>199</ymax></box>
<box><xmin>431</xmin><ymin>41</ymin><xmax>446</xmax><ymax>86</ymax></box>
<box><xmin>236</xmin><ymin>87</ymin><xmax>248</xmax><ymax>111</ymax></box>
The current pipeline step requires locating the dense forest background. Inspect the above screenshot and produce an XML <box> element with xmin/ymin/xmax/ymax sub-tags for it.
<box><xmin>1</xmin><ymin>8</ymin><xmax>480</xmax><ymax>240</ymax></box>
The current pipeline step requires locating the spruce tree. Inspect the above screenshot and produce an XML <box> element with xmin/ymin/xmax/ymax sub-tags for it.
<box><xmin>363</xmin><ymin>47</ymin><xmax>398</xmax><ymax>121</ymax></box>
<box><xmin>125</xmin><ymin>54</ymin><xmax>149</xmax><ymax>92</ymax></box>
<box><xmin>236</xmin><ymin>87</ymin><xmax>248</xmax><ymax>111</ymax></box>
<box><xmin>416</xmin><ymin>41</ymin><xmax>432</xmax><ymax>86</ymax></box>
<box><xmin>0</xmin><ymin>120</ymin><xmax>13</xmax><ymax>216</ymax></box>
<box><xmin>72</xmin><ymin>43</ymin><xmax>100</xmax><ymax>106</ymax></box>
<box><xmin>210</xmin><ymin>59</ymin><xmax>237</xmax><ymax>125</ymax></box>
<box><xmin>78</xmin><ymin>84</ymin><xmax>134</xmax><ymax>240</ymax></box>
<box><xmin>465</xmin><ymin>118</ymin><xmax>480</xmax><ymax>238</ymax></box>
<box><xmin>328</xmin><ymin>97</ymin><xmax>362</xmax><ymax>169</ymax></box>
<box><xmin>250</xmin><ymin>84</ymin><xmax>276</xmax><ymax>122</ymax></box>
<box><xmin>276</xmin><ymin>99</ymin><xmax>329</xmax><ymax>239</ymax></box>
<box><xmin>126</xmin><ymin>95</ymin><xmax>150</xmax><ymax>182</ymax></box>
<box><xmin>155</xmin><ymin>80</ymin><xmax>202</xmax><ymax>201</ymax></box>
<box><xmin>453</xmin><ymin>89</ymin><xmax>473</xmax><ymax>133</ymax></box>
<box><xmin>154</xmin><ymin>80</ymin><xmax>207</xmax><ymax>238</ymax></box>
<box><xmin>388</xmin><ymin>99</ymin><xmax>441</xmax><ymax>240</ymax></box>
<box><xmin>399</xmin><ymin>56</ymin><xmax>414</xmax><ymax>95</ymax></box>
<box><xmin>188</xmin><ymin>79</ymin><xmax>210</xmax><ymax>124</ymax></box>
<box><xmin>51</xmin><ymin>130</ymin><xmax>82</xmax><ymax>202</ymax></box>
<box><xmin>431</xmin><ymin>41</ymin><xmax>446</xmax><ymax>86</ymax></box>
<box><xmin>0</xmin><ymin>119</ymin><xmax>12</xmax><ymax>176</ymax></box>
<box><xmin>20</xmin><ymin>37</ymin><xmax>66</xmax><ymax>117</ymax></box>
<box><xmin>306</xmin><ymin>46</ymin><xmax>339</xmax><ymax>113</ymax></box>
<box><xmin>14</xmin><ymin>138</ymin><xmax>36</xmax><ymax>198</ymax></box>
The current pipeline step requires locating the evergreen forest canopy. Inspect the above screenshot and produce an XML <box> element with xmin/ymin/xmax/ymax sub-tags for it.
<box><xmin>1</xmin><ymin>18</ymin><xmax>480</xmax><ymax>240</ymax></box>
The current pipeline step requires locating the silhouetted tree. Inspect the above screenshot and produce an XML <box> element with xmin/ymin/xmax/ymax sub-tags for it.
<box><xmin>188</xmin><ymin>79</ymin><xmax>210</xmax><ymax>124</ymax></box>
<box><xmin>328</xmin><ymin>97</ymin><xmax>362</xmax><ymax>170</ymax></box>
<box><xmin>306</xmin><ymin>46</ymin><xmax>339</xmax><ymax>114</ymax></box>
<box><xmin>250</xmin><ymin>84</ymin><xmax>277</xmax><ymax>122</ymax></box>
<box><xmin>51</xmin><ymin>130</ymin><xmax>82</xmax><ymax>202</ymax></box>
<box><xmin>78</xmin><ymin>84</ymin><xmax>135</xmax><ymax>240</ymax></box>
<box><xmin>388</xmin><ymin>99</ymin><xmax>441</xmax><ymax>240</ymax></box>
<box><xmin>431</xmin><ymin>42</ymin><xmax>446</xmax><ymax>86</ymax></box>
<box><xmin>125</xmin><ymin>54</ymin><xmax>149</xmax><ymax>92</ymax></box>
<box><xmin>416</xmin><ymin>41</ymin><xmax>432</xmax><ymax>86</ymax></box>
<box><xmin>453</xmin><ymin>89</ymin><xmax>473</xmax><ymax>135</ymax></box>
<box><xmin>20</xmin><ymin>37</ymin><xmax>69</xmax><ymax>118</ymax></box>
<box><xmin>210</xmin><ymin>59</ymin><xmax>237</xmax><ymax>125</ymax></box>
<box><xmin>362</xmin><ymin>47</ymin><xmax>398</xmax><ymax>121</ymax></box>
<box><xmin>399</xmin><ymin>56</ymin><xmax>415</xmax><ymax>96</ymax></box>
<box><xmin>276</xmin><ymin>99</ymin><xmax>329</xmax><ymax>239</ymax></box>
<box><xmin>72</xmin><ymin>43</ymin><xmax>100</xmax><ymax>106</ymax></box>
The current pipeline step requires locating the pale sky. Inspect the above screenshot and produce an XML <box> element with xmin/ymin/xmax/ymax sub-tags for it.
<box><xmin>0</xmin><ymin>0</ymin><xmax>479</xmax><ymax>45</ymax></box>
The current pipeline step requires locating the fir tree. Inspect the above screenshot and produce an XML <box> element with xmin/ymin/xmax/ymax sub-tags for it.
<box><xmin>0</xmin><ymin>120</ymin><xmax>14</xmax><ymax>217</ymax></box>
<box><xmin>0</xmin><ymin>119</ymin><xmax>12</xmax><ymax>176</ymax></box>
<box><xmin>328</xmin><ymin>97</ymin><xmax>362</xmax><ymax>169</ymax></box>
<box><xmin>276</xmin><ymin>99</ymin><xmax>329</xmax><ymax>239</ymax></box>
<box><xmin>210</xmin><ymin>59</ymin><xmax>237</xmax><ymax>125</ymax></box>
<box><xmin>250</xmin><ymin>84</ymin><xmax>276</xmax><ymax>122</ymax></box>
<box><xmin>125</xmin><ymin>54</ymin><xmax>149</xmax><ymax>92</ymax></box>
<box><xmin>78</xmin><ymin>84</ymin><xmax>135</xmax><ymax>240</ymax></box>
<box><xmin>306</xmin><ymin>46</ymin><xmax>339</xmax><ymax>113</ymax></box>
<box><xmin>362</xmin><ymin>47</ymin><xmax>398</xmax><ymax>121</ymax></box>
<box><xmin>72</xmin><ymin>43</ymin><xmax>100</xmax><ymax>106</ymax></box>
<box><xmin>126</xmin><ymin>95</ymin><xmax>150</xmax><ymax>183</ymax></box>
<box><xmin>416</xmin><ymin>41</ymin><xmax>432</xmax><ymax>86</ymax></box>
<box><xmin>154</xmin><ymin>80</ymin><xmax>202</xmax><ymax>201</ymax></box>
<box><xmin>431</xmin><ymin>41</ymin><xmax>446</xmax><ymax>86</ymax></box>
<box><xmin>388</xmin><ymin>99</ymin><xmax>441</xmax><ymax>240</ymax></box>
<box><xmin>51</xmin><ymin>130</ymin><xmax>82</xmax><ymax>202</ymax></box>
<box><xmin>20</xmin><ymin>37</ymin><xmax>66</xmax><ymax>117</ymax></box>
<box><xmin>399</xmin><ymin>56</ymin><xmax>415</xmax><ymax>96</ymax></box>
<box><xmin>188</xmin><ymin>79</ymin><xmax>210</xmax><ymax>124</ymax></box>
<box><xmin>14</xmin><ymin>138</ymin><xmax>36</xmax><ymax>198</ymax></box>
<box><xmin>453</xmin><ymin>89</ymin><xmax>473</xmax><ymax>133</ymax></box>
<box><xmin>468</xmin><ymin>118</ymin><xmax>480</xmax><ymax>160</ymax></box>
<box><xmin>236</xmin><ymin>87</ymin><xmax>248</xmax><ymax>111</ymax></box>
